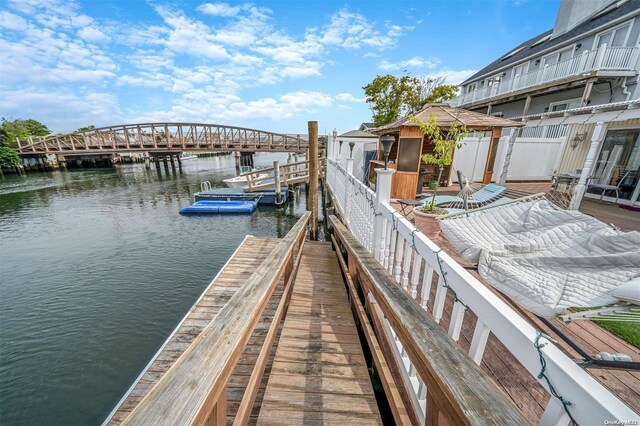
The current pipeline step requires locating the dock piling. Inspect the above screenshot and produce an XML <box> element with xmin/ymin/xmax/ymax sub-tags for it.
<box><xmin>308</xmin><ymin>121</ymin><xmax>319</xmax><ymax>240</ymax></box>
<box><xmin>273</xmin><ymin>160</ymin><xmax>282</xmax><ymax>206</ymax></box>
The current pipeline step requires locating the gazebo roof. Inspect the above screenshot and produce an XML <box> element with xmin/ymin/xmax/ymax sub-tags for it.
<box><xmin>374</xmin><ymin>103</ymin><xmax>524</xmax><ymax>133</ymax></box>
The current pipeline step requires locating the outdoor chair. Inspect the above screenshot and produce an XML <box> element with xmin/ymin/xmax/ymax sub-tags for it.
<box><xmin>424</xmin><ymin>183</ymin><xmax>506</xmax><ymax>207</ymax></box>
<box><xmin>587</xmin><ymin>170</ymin><xmax>631</xmax><ymax>204</ymax></box>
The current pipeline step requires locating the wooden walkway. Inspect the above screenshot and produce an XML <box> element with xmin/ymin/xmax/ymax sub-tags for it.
<box><xmin>257</xmin><ymin>241</ymin><xmax>382</xmax><ymax>425</ymax></box>
<box><xmin>107</xmin><ymin>236</ymin><xmax>283</xmax><ymax>425</ymax></box>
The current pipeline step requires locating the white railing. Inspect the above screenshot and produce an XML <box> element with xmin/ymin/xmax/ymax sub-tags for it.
<box><xmin>521</xmin><ymin>124</ymin><xmax>568</xmax><ymax>139</ymax></box>
<box><xmin>326</xmin><ymin>158</ymin><xmax>636</xmax><ymax>425</ymax></box>
<box><xmin>452</xmin><ymin>44</ymin><xmax>640</xmax><ymax>106</ymax></box>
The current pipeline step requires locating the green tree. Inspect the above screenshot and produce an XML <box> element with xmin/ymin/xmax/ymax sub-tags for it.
<box><xmin>0</xmin><ymin>146</ymin><xmax>22</xmax><ymax>168</ymax></box>
<box><xmin>76</xmin><ymin>125</ymin><xmax>96</xmax><ymax>132</ymax></box>
<box><xmin>410</xmin><ymin>114</ymin><xmax>468</xmax><ymax>211</ymax></box>
<box><xmin>422</xmin><ymin>84</ymin><xmax>459</xmax><ymax>104</ymax></box>
<box><xmin>363</xmin><ymin>75</ymin><xmax>460</xmax><ymax>127</ymax></box>
<box><xmin>363</xmin><ymin>74</ymin><xmax>418</xmax><ymax>127</ymax></box>
<box><xmin>1</xmin><ymin>118</ymin><xmax>51</xmax><ymax>148</ymax></box>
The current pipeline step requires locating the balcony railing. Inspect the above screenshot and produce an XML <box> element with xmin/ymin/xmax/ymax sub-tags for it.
<box><xmin>452</xmin><ymin>44</ymin><xmax>639</xmax><ymax>107</ymax></box>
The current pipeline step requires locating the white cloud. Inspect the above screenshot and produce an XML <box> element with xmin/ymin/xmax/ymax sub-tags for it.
<box><xmin>378</xmin><ymin>56</ymin><xmax>439</xmax><ymax>71</ymax></box>
<box><xmin>0</xmin><ymin>11</ymin><xmax>28</xmax><ymax>31</ymax></box>
<box><xmin>77</xmin><ymin>26</ymin><xmax>108</xmax><ymax>42</ymax></box>
<box><xmin>429</xmin><ymin>69</ymin><xmax>478</xmax><ymax>85</ymax></box>
<box><xmin>320</xmin><ymin>9</ymin><xmax>409</xmax><ymax>50</ymax></box>
<box><xmin>336</xmin><ymin>93</ymin><xmax>364</xmax><ymax>102</ymax></box>
<box><xmin>155</xmin><ymin>6</ymin><xmax>229</xmax><ymax>60</ymax></box>
<box><xmin>197</xmin><ymin>2</ymin><xmax>241</xmax><ymax>17</ymax></box>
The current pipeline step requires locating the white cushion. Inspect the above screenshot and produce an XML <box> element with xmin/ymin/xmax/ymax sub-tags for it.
<box><xmin>610</xmin><ymin>277</ymin><xmax>640</xmax><ymax>305</ymax></box>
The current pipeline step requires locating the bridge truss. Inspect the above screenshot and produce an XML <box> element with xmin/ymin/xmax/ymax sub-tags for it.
<box><xmin>17</xmin><ymin>123</ymin><xmax>315</xmax><ymax>155</ymax></box>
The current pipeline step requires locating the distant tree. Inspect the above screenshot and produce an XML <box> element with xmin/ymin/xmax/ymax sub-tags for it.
<box><xmin>76</xmin><ymin>125</ymin><xmax>96</xmax><ymax>132</ymax></box>
<box><xmin>363</xmin><ymin>74</ymin><xmax>460</xmax><ymax>127</ymax></box>
<box><xmin>0</xmin><ymin>146</ymin><xmax>22</xmax><ymax>168</ymax></box>
<box><xmin>1</xmin><ymin>118</ymin><xmax>51</xmax><ymax>148</ymax></box>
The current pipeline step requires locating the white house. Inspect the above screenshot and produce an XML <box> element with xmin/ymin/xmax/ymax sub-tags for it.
<box><xmin>451</xmin><ymin>0</ymin><xmax>640</xmax><ymax>207</ymax></box>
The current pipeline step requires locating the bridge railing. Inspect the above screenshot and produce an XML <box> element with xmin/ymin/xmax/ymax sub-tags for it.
<box><xmin>17</xmin><ymin>123</ymin><xmax>317</xmax><ymax>154</ymax></box>
<box><xmin>119</xmin><ymin>212</ymin><xmax>309</xmax><ymax>425</ymax></box>
<box><xmin>326</xmin><ymin>158</ymin><xmax>635</xmax><ymax>425</ymax></box>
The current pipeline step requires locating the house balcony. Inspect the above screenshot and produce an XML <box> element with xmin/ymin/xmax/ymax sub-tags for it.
<box><xmin>451</xmin><ymin>45</ymin><xmax>639</xmax><ymax>108</ymax></box>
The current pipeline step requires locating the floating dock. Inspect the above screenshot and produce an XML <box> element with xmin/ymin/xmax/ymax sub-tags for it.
<box><xmin>195</xmin><ymin>187</ymin><xmax>290</xmax><ymax>205</ymax></box>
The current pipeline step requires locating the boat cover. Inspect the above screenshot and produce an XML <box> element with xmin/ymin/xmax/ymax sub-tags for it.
<box><xmin>440</xmin><ymin>199</ymin><xmax>640</xmax><ymax>317</ymax></box>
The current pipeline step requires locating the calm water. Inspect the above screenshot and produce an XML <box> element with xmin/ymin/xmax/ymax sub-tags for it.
<box><xmin>0</xmin><ymin>153</ymin><xmax>314</xmax><ymax>425</ymax></box>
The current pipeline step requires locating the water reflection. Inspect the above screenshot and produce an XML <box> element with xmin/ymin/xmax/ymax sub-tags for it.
<box><xmin>0</xmin><ymin>153</ymin><xmax>313</xmax><ymax>426</ymax></box>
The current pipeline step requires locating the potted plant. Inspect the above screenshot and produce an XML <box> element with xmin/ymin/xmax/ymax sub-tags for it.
<box><xmin>410</xmin><ymin>114</ymin><xmax>467</xmax><ymax>239</ymax></box>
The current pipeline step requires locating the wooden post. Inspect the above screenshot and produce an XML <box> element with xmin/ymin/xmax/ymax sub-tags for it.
<box><xmin>308</xmin><ymin>121</ymin><xmax>319</xmax><ymax>240</ymax></box>
<box><xmin>144</xmin><ymin>157</ymin><xmax>150</xmax><ymax>170</ymax></box>
<box><xmin>273</xmin><ymin>160</ymin><xmax>282</xmax><ymax>205</ymax></box>
<box><xmin>569</xmin><ymin>121</ymin><xmax>607</xmax><ymax>210</ymax></box>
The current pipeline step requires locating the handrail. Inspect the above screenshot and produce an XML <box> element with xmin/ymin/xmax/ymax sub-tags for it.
<box><xmin>329</xmin><ymin>215</ymin><xmax>528</xmax><ymax>425</ymax></box>
<box><xmin>325</xmin><ymin>158</ymin><xmax>637</xmax><ymax>425</ymax></box>
<box><xmin>121</xmin><ymin>212</ymin><xmax>310</xmax><ymax>425</ymax></box>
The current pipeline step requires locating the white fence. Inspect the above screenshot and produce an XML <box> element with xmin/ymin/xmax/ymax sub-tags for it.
<box><xmin>326</xmin><ymin>158</ymin><xmax>635</xmax><ymax>425</ymax></box>
<box><xmin>453</xmin><ymin>135</ymin><xmax>565</xmax><ymax>182</ymax></box>
<box><xmin>452</xmin><ymin>44</ymin><xmax>640</xmax><ymax>106</ymax></box>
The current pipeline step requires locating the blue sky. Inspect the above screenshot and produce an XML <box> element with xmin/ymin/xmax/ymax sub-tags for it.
<box><xmin>0</xmin><ymin>0</ymin><xmax>560</xmax><ymax>134</ymax></box>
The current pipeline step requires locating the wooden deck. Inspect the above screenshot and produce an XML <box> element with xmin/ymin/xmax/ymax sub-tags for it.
<box><xmin>392</xmin><ymin>202</ymin><xmax>640</xmax><ymax>419</ymax></box>
<box><xmin>257</xmin><ymin>241</ymin><xmax>382</xmax><ymax>425</ymax></box>
<box><xmin>107</xmin><ymin>236</ymin><xmax>283</xmax><ymax>425</ymax></box>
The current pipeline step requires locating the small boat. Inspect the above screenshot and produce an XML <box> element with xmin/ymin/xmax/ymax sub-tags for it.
<box><xmin>179</xmin><ymin>200</ymin><xmax>258</xmax><ymax>215</ymax></box>
<box><xmin>223</xmin><ymin>166</ymin><xmax>268</xmax><ymax>188</ymax></box>
<box><xmin>179</xmin><ymin>153</ymin><xmax>196</xmax><ymax>160</ymax></box>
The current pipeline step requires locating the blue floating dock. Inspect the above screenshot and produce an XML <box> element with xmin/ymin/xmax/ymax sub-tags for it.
<box><xmin>195</xmin><ymin>187</ymin><xmax>289</xmax><ymax>205</ymax></box>
<box><xmin>179</xmin><ymin>200</ymin><xmax>258</xmax><ymax>215</ymax></box>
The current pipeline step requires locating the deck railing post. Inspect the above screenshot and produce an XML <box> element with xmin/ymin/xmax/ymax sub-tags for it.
<box><xmin>373</xmin><ymin>168</ymin><xmax>395</xmax><ymax>261</ymax></box>
<box><xmin>343</xmin><ymin>157</ymin><xmax>355</xmax><ymax>223</ymax></box>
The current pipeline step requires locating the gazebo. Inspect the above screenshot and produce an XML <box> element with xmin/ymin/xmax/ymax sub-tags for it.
<box><xmin>371</xmin><ymin>104</ymin><xmax>524</xmax><ymax>199</ymax></box>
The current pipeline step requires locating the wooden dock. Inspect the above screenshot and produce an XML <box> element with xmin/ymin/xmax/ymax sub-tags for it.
<box><xmin>107</xmin><ymin>236</ymin><xmax>283</xmax><ymax>424</ymax></box>
<box><xmin>105</xmin><ymin>213</ymin><xmax>540</xmax><ymax>426</ymax></box>
<box><xmin>257</xmin><ymin>241</ymin><xmax>381</xmax><ymax>425</ymax></box>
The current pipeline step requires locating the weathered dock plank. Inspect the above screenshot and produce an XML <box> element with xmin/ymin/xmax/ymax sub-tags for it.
<box><xmin>257</xmin><ymin>241</ymin><xmax>383</xmax><ymax>425</ymax></box>
<box><xmin>106</xmin><ymin>236</ymin><xmax>281</xmax><ymax>425</ymax></box>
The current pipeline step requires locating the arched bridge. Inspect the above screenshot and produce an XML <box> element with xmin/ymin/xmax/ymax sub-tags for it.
<box><xmin>17</xmin><ymin>123</ymin><xmax>318</xmax><ymax>156</ymax></box>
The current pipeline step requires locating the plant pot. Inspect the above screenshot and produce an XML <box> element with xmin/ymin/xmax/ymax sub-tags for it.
<box><xmin>412</xmin><ymin>206</ymin><xmax>445</xmax><ymax>240</ymax></box>
<box><xmin>428</xmin><ymin>180</ymin><xmax>438</xmax><ymax>190</ymax></box>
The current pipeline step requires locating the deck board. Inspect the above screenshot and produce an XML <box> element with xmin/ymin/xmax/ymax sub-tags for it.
<box><xmin>107</xmin><ymin>236</ymin><xmax>282</xmax><ymax>425</ymax></box>
<box><xmin>257</xmin><ymin>241</ymin><xmax>382</xmax><ymax>425</ymax></box>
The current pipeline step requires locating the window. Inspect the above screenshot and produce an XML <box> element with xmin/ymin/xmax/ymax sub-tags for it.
<box><xmin>595</xmin><ymin>21</ymin><xmax>631</xmax><ymax>48</ymax></box>
<box><xmin>549</xmin><ymin>98</ymin><xmax>582</xmax><ymax>112</ymax></box>
<box><xmin>542</xmin><ymin>46</ymin><xmax>574</xmax><ymax>67</ymax></box>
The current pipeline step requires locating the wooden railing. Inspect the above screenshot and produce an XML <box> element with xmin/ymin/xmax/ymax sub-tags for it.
<box><xmin>16</xmin><ymin>123</ymin><xmax>317</xmax><ymax>155</ymax></box>
<box><xmin>242</xmin><ymin>158</ymin><xmax>326</xmax><ymax>191</ymax></box>
<box><xmin>326</xmin><ymin>159</ymin><xmax>636</xmax><ymax>425</ymax></box>
<box><xmin>120</xmin><ymin>212</ymin><xmax>309</xmax><ymax>425</ymax></box>
<box><xmin>329</xmin><ymin>215</ymin><xmax>528</xmax><ymax>425</ymax></box>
